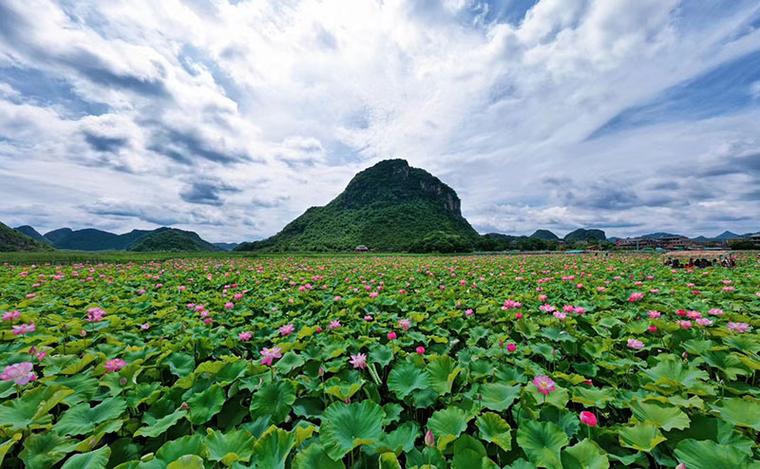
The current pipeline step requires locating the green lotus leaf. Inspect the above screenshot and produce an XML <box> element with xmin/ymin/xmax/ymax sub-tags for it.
<box><xmin>387</xmin><ymin>361</ymin><xmax>429</xmax><ymax>400</ymax></box>
<box><xmin>641</xmin><ymin>356</ymin><xmax>709</xmax><ymax>392</ymax></box>
<box><xmin>379</xmin><ymin>451</ymin><xmax>402</xmax><ymax>469</ymax></box>
<box><xmin>275</xmin><ymin>351</ymin><xmax>305</xmax><ymax>373</ymax></box>
<box><xmin>167</xmin><ymin>454</ymin><xmax>205</xmax><ymax>469</ymax></box>
<box><xmin>54</xmin><ymin>397</ymin><xmax>127</xmax><ymax>436</ymax></box>
<box><xmin>369</xmin><ymin>345</ymin><xmax>393</xmax><ymax>367</ymax></box>
<box><xmin>250</xmin><ymin>380</ymin><xmax>296</xmax><ymax>424</ymax></box>
<box><xmin>133</xmin><ymin>408</ymin><xmax>188</xmax><ymax>438</ymax></box>
<box><xmin>476</xmin><ymin>412</ymin><xmax>512</xmax><ymax>452</ymax></box>
<box><xmin>250</xmin><ymin>425</ymin><xmax>296</xmax><ymax>469</ymax></box>
<box><xmin>292</xmin><ymin>442</ymin><xmax>345</xmax><ymax>469</ymax></box>
<box><xmin>320</xmin><ymin>400</ymin><xmax>384</xmax><ymax>460</ymax></box>
<box><xmin>153</xmin><ymin>434</ymin><xmax>204</xmax><ymax>465</ymax></box>
<box><xmin>372</xmin><ymin>421</ymin><xmax>419</xmax><ymax>454</ymax></box>
<box><xmin>324</xmin><ymin>380</ymin><xmax>364</xmax><ymax>401</ymax></box>
<box><xmin>629</xmin><ymin>400</ymin><xmax>690</xmax><ymax>431</ymax></box>
<box><xmin>0</xmin><ymin>385</ymin><xmax>74</xmax><ymax>431</ymax></box>
<box><xmin>674</xmin><ymin>439</ymin><xmax>751</xmax><ymax>469</ymax></box>
<box><xmin>451</xmin><ymin>434</ymin><xmax>499</xmax><ymax>469</ymax></box>
<box><xmin>187</xmin><ymin>383</ymin><xmax>226</xmax><ymax>424</ymax></box>
<box><xmin>618</xmin><ymin>422</ymin><xmax>666</xmax><ymax>452</ymax></box>
<box><xmin>204</xmin><ymin>428</ymin><xmax>255</xmax><ymax>465</ymax></box>
<box><xmin>0</xmin><ymin>433</ymin><xmax>22</xmax><ymax>467</ymax></box>
<box><xmin>61</xmin><ymin>445</ymin><xmax>111</xmax><ymax>469</ymax></box>
<box><xmin>480</xmin><ymin>382</ymin><xmax>521</xmax><ymax>411</ymax></box>
<box><xmin>425</xmin><ymin>355</ymin><xmax>462</xmax><ymax>395</ymax></box>
<box><xmin>166</xmin><ymin>352</ymin><xmax>195</xmax><ymax>378</ymax></box>
<box><xmin>571</xmin><ymin>387</ymin><xmax>615</xmax><ymax>408</ymax></box>
<box><xmin>515</xmin><ymin>420</ymin><xmax>569</xmax><ymax>469</ymax></box>
<box><xmin>427</xmin><ymin>406</ymin><xmax>471</xmax><ymax>450</ymax></box>
<box><xmin>560</xmin><ymin>439</ymin><xmax>609</xmax><ymax>469</ymax></box>
<box><xmin>710</xmin><ymin>397</ymin><xmax>760</xmax><ymax>430</ymax></box>
<box><xmin>19</xmin><ymin>432</ymin><xmax>78</xmax><ymax>469</ymax></box>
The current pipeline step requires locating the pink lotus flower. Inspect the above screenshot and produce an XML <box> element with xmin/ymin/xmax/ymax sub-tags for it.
<box><xmin>279</xmin><ymin>324</ymin><xmax>295</xmax><ymax>336</ymax></box>
<box><xmin>502</xmin><ymin>300</ymin><xmax>522</xmax><ymax>310</ymax></box>
<box><xmin>141</xmin><ymin>323</ymin><xmax>150</xmax><ymax>330</ymax></box>
<box><xmin>538</xmin><ymin>294</ymin><xmax>548</xmax><ymax>303</ymax></box>
<box><xmin>628</xmin><ymin>292</ymin><xmax>645</xmax><ymax>302</ymax></box>
<box><xmin>648</xmin><ymin>325</ymin><xmax>657</xmax><ymax>333</ymax></box>
<box><xmin>328</xmin><ymin>320</ymin><xmax>341</xmax><ymax>330</ymax></box>
<box><xmin>579</xmin><ymin>411</ymin><xmax>598</xmax><ymax>427</ymax></box>
<box><xmin>573</xmin><ymin>306</ymin><xmax>586</xmax><ymax>314</ymax></box>
<box><xmin>708</xmin><ymin>308</ymin><xmax>724</xmax><ymax>316</ymax></box>
<box><xmin>104</xmin><ymin>358</ymin><xmax>127</xmax><ymax>373</ymax></box>
<box><xmin>387</xmin><ymin>331</ymin><xmax>397</xmax><ymax>340</ymax></box>
<box><xmin>224</xmin><ymin>302</ymin><xmax>234</xmax><ymax>310</ymax></box>
<box><xmin>539</xmin><ymin>304</ymin><xmax>555</xmax><ymax>313</ymax></box>
<box><xmin>506</xmin><ymin>343</ymin><xmax>517</xmax><ymax>353</ymax></box>
<box><xmin>416</xmin><ymin>346</ymin><xmax>426</xmax><ymax>355</ymax></box>
<box><xmin>597</xmin><ymin>287</ymin><xmax>606</xmax><ymax>292</ymax></box>
<box><xmin>260</xmin><ymin>347</ymin><xmax>282</xmax><ymax>366</ymax></box>
<box><xmin>239</xmin><ymin>331</ymin><xmax>252</xmax><ymax>341</ymax></box>
<box><xmin>234</xmin><ymin>293</ymin><xmax>244</xmax><ymax>301</ymax></box>
<box><xmin>627</xmin><ymin>339</ymin><xmax>644</xmax><ymax>350</ymax></box>
<box><xmin>696</xmin><ymin>318</ymin><xmax>713</xmax><ymax>327</ymax></box>
<box><xmin>677</xmin><ymin>320</ymin><xmax>692</xmax><ymax>330</ymax></box>
<box><xmin>686</xmin><ymin>310</ymin><xmax>702</xmax><ymax>319</ymax></box>
<box><xmin>334</xmin><ymin>296</ymin><xmax>342</xmax><ymax>301</ymax></box>
<box><xmin>35</xmin><ymin>351</ymin><xmax>46</xmax><ymax>361</ymax></box>
<box><xmin>349</xmin><ymin>353</ymin><xmax>367</xmax><ymax>369</ymax></box>
<box><xmin>515</xmin><ymin>312</ymin><xmax>523</xmax><ymax>319</ymax></box>
<box><xmin>722</xmin><ymin>286</ymin><xmax>735</xmax><ymax>292</ymax></box>
<box><xmin>553</xmin><ymin>311</ymin><xmax>567</xmax><ymax>320</ymax></box>
<box><xmin>647</xmin><ymin>310</ymin><xmax>661</xmax><ymax>319</ymax></box>
<box><xmin>12</xmin><ymin>323</ymin><xmax>35</xmax><ymax>335</ymax></box>
<box><xmin>369</xmin><ymin>292</ymin><xmax>379</xmax><ymax>298</ymax></box>
<box><xmin>727</xmin><ymin>322</ymin><xmax>751</xmax><ymax>333</ymax></box>
<box><xmin>563</xmin><ymin>305</ymin><xmax>574</xmax><ymax>313</ymax></box>
<box><xmin>86</xmin><ymin>307</ymin><xmax>106</xmax><ymax>322</ymax></box>
<box><xmin>0</xmin><ymin>362</ymin><xmax>36</xmax><ymax>385</ymax></box>
<box><xmin>533</xmin><ymin>375</ymin><xmax>556</xmax><ymax>396</ymax></box>
<box><xmin>465</xmin><ymin>308</ymin><xmax>474</xmax><ymax>317</ymax></box>
<box><xmin>398</xmin><ymin>319</ymin><xmax>411</xmax><ymax>331</ymax></box>
<box><xmin>2</xmin><ymin>310</ymin><xmax>20</xmax><ymax>321</ymax></box>
<box><xmin>363</xmin><ymin>315</ymin><xmax>373</xmax><ymax>321</ymax></box>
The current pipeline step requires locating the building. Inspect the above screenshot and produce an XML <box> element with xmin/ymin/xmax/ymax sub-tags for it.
<box><xmin>615</xmin><ymin>238</ymin><xmax>658</xmax><ymax>250</ymax></box>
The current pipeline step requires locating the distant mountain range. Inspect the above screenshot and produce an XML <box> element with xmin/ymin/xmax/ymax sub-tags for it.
<box><xmin>1</xmin><ymin>222</ymin><xmax>52</xmax><ymax>252</ymax></box>
<box><xmin>9</xmin><ymin>226</ymin><xmax>219</xmax><ymax>252</ymax></box>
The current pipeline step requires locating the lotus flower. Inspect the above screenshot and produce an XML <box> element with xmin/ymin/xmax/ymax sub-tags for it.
<box><xmin>104</xmin><ymin>358</ymin><xmax>127</xmax><ymax>373</ymax></box>
<box><xmin>387</xmin><ymin>331</ymin><xmax>397</xmax><ymax>340</ymax></box>
<box><xmin>12</xmin><ymin>323</ymin><xmax>35</xmax><ymax>335</ymax></box>
<box><xmin>260</xmin><ymin>347</ymin><xmax>282</xmax><ymax>366</ymax></box>
<box><xmin>628</xmin><ymin>292</ymin><xmax>645</xmax><ymax>302</ymax></box>
<box><xmin>579</xmin><ymin>411</ymin><xmax>598</xmax><ymax>427</ymax></box>
<box><xmin>533</xmin><ymin>375</ymin><xmax>556</xmax><ymax>396</ymax></box>
<box><xmin>349</xmin><ymin>353</ymin><xmax>367</xmax><ymax>369</ymax></box>
<box><xmin>627</xmin><ymin>339</ymin><xmax>644</xmax><ymax>350</ymax></box>
<box><xmin>727</xmin><ymin>322</ymin><xmax>751</xmax><ymax>333</ymax></box>
<box><xmin>0</xmin><ymin>362</ymin><xmax>36</xmax><ymax>385</ymax></box>
<box><xmin>424</xmin><ymin>430</ymin><xmax>435</xmax><ymax>447</ymax></box>
<box><xmin>86</xmin><ymin>307</ymin><xmax>106</xmax><ymax>322</ymax></box>
<box><xmin>2</xmin><ymin>310</ymin><xmax>20</xmax><ymax>321</ymax></box>
<box><xmin>506</xmin><ymin>343</ymin><xmax>517</xmax><ymax>353</ymax></box>
<box><xmin>239</xmin><ymin>331</ymin><xmax>252</xmax><ymax>341</ymax></box>
<box><xmin>279</xmin><ymin>323</ymin><xmax>295</xmax><ymax>336</ymax></box>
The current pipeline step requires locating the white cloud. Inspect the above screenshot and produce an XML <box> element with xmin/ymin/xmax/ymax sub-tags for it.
<box><xmin>0</xmin><ymin>0</ymin><xmax>759</xmax><ymax>241</ymax></box>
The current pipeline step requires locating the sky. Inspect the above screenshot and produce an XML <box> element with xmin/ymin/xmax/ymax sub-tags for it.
<box><xmin>0</xmin><ymin>0</ymin><xmax>759</xmax><ymax>242</ymax></box>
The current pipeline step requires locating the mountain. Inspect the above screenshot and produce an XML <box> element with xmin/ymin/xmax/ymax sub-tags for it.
<box><xmin>713</xmin><ymin>231</ymin><xmax>741</xmax><ymax>241</ymax></box>
<box><xmin>236</xmin><ymin>159</ymin><xmax>479</xmax><ymax>252</ymax></box>
<box><xmin>14</xmin><ymin>225</ymin><xmax>51</xmax><ymax>244</ymax></box>
<box><xmin>128</xmin><ymin>228</ymin><xmax>220</xmax><ymax>252</ymax></box>
<box><xmin>1</xmin><ymin>222</ymin><xmax>52</xmax><ymax>252</ymax></box>
<box><xmin>44</xmin><ymin>228</ymin><xmax>74</xmax><ymax>244</ymax></box>
<box><xmin>564</xmin><ymin>228</ymin><xmax>607</xmax><ymax>242</ymax></box>
<box><xmin>530</xmin><ymin>229</ymin><xmax>560</xmax><ymax>241</ymax></box>
<box><xmin>213</xmin><ymin>242</ymin><xmax>239</xmax><ymax>251</ymax></box>
<box><xmin>41</xmin><ymin>226</ymin><xmax>216</xmax><ymax>251</ymax></box>
<box><xmin>640</xmin><ymin>232</ymin><xmax>683</xmax><ymax>239</ymax></box>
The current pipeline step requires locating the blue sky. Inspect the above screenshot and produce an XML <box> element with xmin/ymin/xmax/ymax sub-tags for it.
<box><xmin>0</xmin><ymin>0</ymin><xmax>759</xmax><ymax>241</ymax></box>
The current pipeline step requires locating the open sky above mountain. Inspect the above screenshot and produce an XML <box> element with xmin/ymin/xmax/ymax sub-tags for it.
<box><xmin>1</xmin><ymin>0</ymin><xmax>758</xmax><ymax>242</ymax></box>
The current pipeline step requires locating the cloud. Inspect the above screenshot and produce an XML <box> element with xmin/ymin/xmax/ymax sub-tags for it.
<box><xmin>0</xmin><ymin>0</ymin><xmax>759</xmax><ymax>241</ymax></box>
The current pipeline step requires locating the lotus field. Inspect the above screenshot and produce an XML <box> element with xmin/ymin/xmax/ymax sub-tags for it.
<box><xmin>1</xmin><ymin>253</ymin><xmax>759</xmax><ymax>468</ymax></box>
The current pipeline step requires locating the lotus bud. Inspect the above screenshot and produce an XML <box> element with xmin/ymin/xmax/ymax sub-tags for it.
<box><xmin>424</xmin><ymin>430</ymin><xmax>435</xmax><ymax>447</ymax></box>
<box><xmin>180</xmin><ymin>402</ymin><xmax>189</xmax><ymax>410</ymax></box>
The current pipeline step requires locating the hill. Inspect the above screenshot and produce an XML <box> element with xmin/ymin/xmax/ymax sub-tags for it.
<box><xmin>39</xmin><ymin>226</ymin><xmax>216</xmax><ymax>251</ymax></box>
<box><xmin>640</xmin><ymin>232</ymin><xmax>683</xmax><ymax>239</ymax></box>
<box><xmin>236</xmin><ymin>159</ymin><xmax>479</xmax><ymax>252</ymax></box>
<box><xmin>128</xmin><ymin>228</ymin><xmax>220</xmax><ymax>252</ymax></box>
<box><xmin>564</xmin><ymin>228</ymin><xmax>607</xmax><ymax>242</ymax></box>
<box><xmin>714</xmin><ymin>231</ymin><xmax>741</xmax><ymax>241</ymax></box>
<box><xmin>1</xmin><ymin>222</ymin><xmax>52</xmax><ymax>252</ymax></box>
<box><xmin>213</xmin><ymin>242</ymin><xmax>239</xmax><ymax>251</ymax></box>
<box><xmin>530</xmin><ymin>229</ymin><xmax>560</xmax><ymax>241</ymax></box>
<box><xmin>14</xmin><ymin>225</ymin><xmax>51</xmax><ymax>244</ymax></box>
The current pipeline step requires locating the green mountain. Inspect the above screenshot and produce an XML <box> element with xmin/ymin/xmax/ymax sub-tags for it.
<box><xmin>564</xmin><ymin>228</ymin><xmax>607</xmax><ymax>242</ymax></box>
<box><xmin>530</xmin><ymin>229</ymin><xmax>560</xmax><ymax>241</ymax></box>
<box><xmin>128</xmin><ymin>228</ymin><xmax>220</xmax><ymax>252</ymax></box>
<box><xmin>1</xmin><ymin>222</ymin><xmax>52</xmax><ymax>252</ymax></box>
<box><xmin>14</xmin><ymin>225</ymin><xmax>51</xmax><ymax>244</ymax></box>
<box><xmin>236</xmin><ymin>159</ymin><xmax>480</xmax><ymax>252</ymax></box>
<box><xmin>41</xmin><ymin>226</ymin><xmax>215</xmax><ymax>251</ymax></box>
